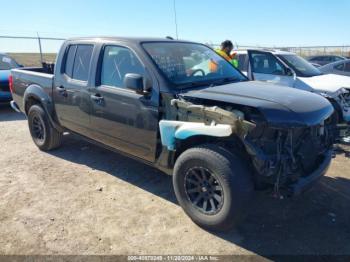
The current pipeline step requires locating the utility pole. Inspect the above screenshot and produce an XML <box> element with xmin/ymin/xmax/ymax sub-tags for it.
<box><xmin>173</xmin><ymin>0</ymin><xmax>179</xmax><ymax>39</ymax></box>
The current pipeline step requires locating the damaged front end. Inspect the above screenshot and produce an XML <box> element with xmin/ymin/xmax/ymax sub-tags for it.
<box><xmin>322</xmin><ymin>88</ymin><xmax>350</xmax><ymax>137</ymax></box>
<box><xmin>159</xmin><ymin>98</ymin><xmax>256</xmax><ymax>151</ymax></box>
<box><xmin>244</xmin><ymin>122</ymin><xmax>334</xmax><ymax>196</ymax></box>
<box><xmin>335</xmin><ymin>88</ymin><xmax>350</xmax><ymax>122</ymax></box>
<box><xmin>338</xmin><ymin>88</ymin><xmax>350</xmax><ymax>137</ymax></box>
<box><xmin>159</xmin><ymin>96</ymin><xmax>334</xmax><ymax>197</ymax></box>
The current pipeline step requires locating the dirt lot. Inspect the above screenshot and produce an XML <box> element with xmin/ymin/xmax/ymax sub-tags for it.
<box><xmin>0</xmin><ymin>104</ymin><xmax>350</xmax><ymax>257</ymax></box>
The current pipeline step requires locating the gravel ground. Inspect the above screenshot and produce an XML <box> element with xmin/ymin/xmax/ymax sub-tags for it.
<box><xmin>0</xmin><ymin>104</ymin><xmax>349</xmax><ymax>257</ymax></box>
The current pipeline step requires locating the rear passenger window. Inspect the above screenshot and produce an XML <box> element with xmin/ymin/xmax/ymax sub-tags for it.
<box><xmin>100</xmin><ymin>46</ymin><xmax>145</xmax><ymax>88</ymax></box>
<box><xmin>64</xmin><ymin>44</ymin><xmax>93</xmax><ymax>81</ymax></box>
<box><xmin>72</xmin><ymin>45</ymin><xmax>93</xmax><ymax>81</ymax></box>
<box><xmin>64</xmin><ymin>45</ymin><xmax>77</xmax><ymax>78</ymax></box>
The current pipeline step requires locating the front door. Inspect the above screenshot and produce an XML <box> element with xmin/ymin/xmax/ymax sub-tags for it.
<box><xmin>247</xmin><ymin>50</ymin><xmax>295</xmax><ymax>87</ymax></box>
<box><xmin>89</xmin><ymin>45</ymin><xmax>159</xmax><ymax>162</ymax></box>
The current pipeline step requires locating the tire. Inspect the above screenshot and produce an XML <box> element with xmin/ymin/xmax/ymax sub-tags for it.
<box><xmin>173</xmin><ymin>144</ymin><xmax>254</xmax><ymax>231</ymax></box>
<box><xmin>28</xmin><ymin>104</ymin><xmax>62</xmax><ymax>151</ymax></box>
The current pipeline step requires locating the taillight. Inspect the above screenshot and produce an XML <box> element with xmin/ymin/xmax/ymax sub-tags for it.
<box><xmin>8</xmin><ymin>75</ymin><xmax>14</xmax><ymax>93</ymax></box>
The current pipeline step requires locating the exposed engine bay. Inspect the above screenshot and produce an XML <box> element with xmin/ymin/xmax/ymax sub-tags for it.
<box><xmin>335</xmin><ymin>88</ymin><xmax>350</xmax><ymax>122</ymax></box>
<box><xmin>323</xmin><ymin>88</ymin><xmax>350</xmax><ymax>123</ymax></box>
<box><xmin>244</xmin><ymin>122</ymin><xmax>334</xmax><ymax>194</ymax></box>
<box><xmin>160</xmin><ymin>97</ymin><xmax>334</xmax><ymax>195</ymax></box>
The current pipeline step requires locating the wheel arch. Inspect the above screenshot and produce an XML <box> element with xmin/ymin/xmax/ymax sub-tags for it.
<box><xmin>24</xmin><ymin>85</ymin><xmax>64</xmax><ymax>132</ymax></box>
<box><xmin>175</xmin><ymin>134</ymin><xmax>251</xmax><ymax>166</ymax></box>
<box><xmin>24</xmin><ymin>85</ymin><xmax>53</xmax><ymax>114</ymax></box>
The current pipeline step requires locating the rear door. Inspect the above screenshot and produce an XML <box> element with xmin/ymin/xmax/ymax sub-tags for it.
<box><xmin>88</xmin><ymin>44</ymin><xmax>159</xmax><ymax>162</ymax></box>
<box><xmin>53</xmin><ymin>44</ymin><xmax>94</xmax><ymax>136</ymax></box>
<box><xmin>247</xmin><ymin>50</ymin><xmax>295</xmax><ymax>87</ymax></box>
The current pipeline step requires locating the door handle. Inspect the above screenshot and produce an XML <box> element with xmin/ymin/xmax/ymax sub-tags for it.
<box><xmin>56</xmin><ymin>86</ymin><xmax>67</xmax><ymax>97</ymax></box>
<box><xmin>91</xmin><ymin>94</ymin><xmax>104</xmax><ymax>104</ymax></box>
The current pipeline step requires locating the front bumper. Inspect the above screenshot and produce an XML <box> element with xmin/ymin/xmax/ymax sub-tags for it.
<box><xmin>288</xmin><ymin>150</ymin><xmax>332</xmax><ymax>196</ymax></box>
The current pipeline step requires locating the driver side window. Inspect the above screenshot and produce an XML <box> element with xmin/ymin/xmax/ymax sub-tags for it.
<box><xmin>251</xmin><ymin>52</ymin><xmax>286</xmax><ymax>75</ymax></box>
<box><xmin>100</xmin><ymin>45</ymin><xmax>145</xmax><ymax>88</ymax></box>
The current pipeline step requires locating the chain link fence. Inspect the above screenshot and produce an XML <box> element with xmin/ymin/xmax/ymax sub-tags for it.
<box><xmin>1</xmin><ymin>35</ymin><xmax>350</xmax><ymax>67</ymax></box>
<box><xmin>0</xmin><ymin>35</ymin><xmax>65</xmax><ymax>66</ymax></box>
<box><xmin>278</xmin><ymin>46</ymin><xmax>350</xmax><ymax>57</ymax></box>
<box><xmin>209</xmin><ymin>43</ymin><xmax>350</xmax><ymax>58</ymax></box>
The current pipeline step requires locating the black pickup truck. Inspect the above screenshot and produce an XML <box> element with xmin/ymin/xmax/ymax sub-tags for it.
<box><xmin>11</xmin><ymin>37</ymin><xmax>335</xmax><ymax>231</ymax></box>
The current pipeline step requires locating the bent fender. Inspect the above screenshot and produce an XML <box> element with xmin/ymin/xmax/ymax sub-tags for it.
<box><xmin>159</xmin><ymin>120</ymin><xmax>232</xmax><ymax>151</ymax></box>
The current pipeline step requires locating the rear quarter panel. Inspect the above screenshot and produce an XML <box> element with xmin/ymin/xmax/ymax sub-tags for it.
<box><xmin>11</xmin><ymin>68</ymin><xmax>54</xmax><ymax>113</ymax></box>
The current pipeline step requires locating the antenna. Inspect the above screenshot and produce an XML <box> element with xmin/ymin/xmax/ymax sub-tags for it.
<box><xmin>173</xmin><ymin>0</ymin><xmax>179</xmax><ymax>39</ymax></box>
<box><xmin>37</xmin><ymin>32</ymin><xmax>44</xmax><ymax>65</ymax></box>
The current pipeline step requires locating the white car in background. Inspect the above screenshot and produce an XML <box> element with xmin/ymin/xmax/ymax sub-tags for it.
<box><xmin>235</xmin><ymin>49</ymin><xmax>350</xmax><ymax>129</ymax></box>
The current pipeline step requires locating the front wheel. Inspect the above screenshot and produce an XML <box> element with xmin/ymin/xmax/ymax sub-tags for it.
<box><xmin>28</xmin><ymin>104</ymin><xmax>62</xmax><ymax>151</ymax></box>
<box><xmin>173</xmin><ymin>145</ymin><xmax>253</xmax><ymax>231</ymax></box>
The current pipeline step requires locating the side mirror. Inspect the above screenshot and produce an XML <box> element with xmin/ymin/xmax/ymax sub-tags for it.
<box><xmin>124</xmin><ymin>73</ymin><xmax>151</xmax><ymax>95</ymax></box>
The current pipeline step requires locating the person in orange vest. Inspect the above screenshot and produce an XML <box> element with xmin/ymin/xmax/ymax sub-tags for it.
<box><xmin>209</xmin><ymin>40</ymin><xmax>239</xmax><ymax>72</ymax></box>
<box><xmin>215</xmin><ymin>40</ymin><xmax>239</xmax><ymax>68</ymax></box>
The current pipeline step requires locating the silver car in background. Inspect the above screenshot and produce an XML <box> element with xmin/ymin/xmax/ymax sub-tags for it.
<box><xmin>319</xmin><ymin>59</ymin><xmax>350</xmax><ymax>77</ymax></box>
<box><xmin>308</xmin><ymin>55</ymin><xmax>347</xmax><ymax>66</ymax></box>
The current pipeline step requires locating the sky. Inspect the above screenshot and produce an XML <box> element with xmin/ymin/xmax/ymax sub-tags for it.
<box><xmin>0</xmin><ymin>0</ymin><xmax>350</xmax><ymax>53</ymax></box>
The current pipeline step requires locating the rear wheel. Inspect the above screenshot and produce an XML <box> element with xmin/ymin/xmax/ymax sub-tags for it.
<box><xmin>173</xmin><ymin>144</ymin><xmax>253</xmax><ymax>231</ymax></box>
<box><xmin>28</xmin><ymin>105</ymin><xmax>62</xmax><ymax>151</ymax></box>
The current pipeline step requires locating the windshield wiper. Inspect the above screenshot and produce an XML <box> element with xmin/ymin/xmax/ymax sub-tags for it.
<box><xmin>177</xmin><ymin>77</ymin><xmax>241</xmax><ymax>90</ymax></box>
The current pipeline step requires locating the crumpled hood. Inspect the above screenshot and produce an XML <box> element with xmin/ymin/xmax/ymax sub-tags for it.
<box><xmin>182</xmin><ymin>81</ymin><xmax>333</xmax><ymax>127</ymax></box>
<box><xmin>297</xmin><ymin>74</ymin><xmax>350</xmax><ymax>94</ymax></box>
<box><xmin>0</xmin><ymin>70</ymin><xmax>10</xmax><ymax>85</ymax></box>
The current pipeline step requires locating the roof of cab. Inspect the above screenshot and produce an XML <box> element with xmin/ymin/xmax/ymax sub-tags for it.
<box><xmin>65</xmin><ymin>36</ymin><xmax>195</xmax><ymax>44</ymax></box>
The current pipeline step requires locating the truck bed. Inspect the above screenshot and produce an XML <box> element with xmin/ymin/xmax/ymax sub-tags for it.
<box><xmin>11</xmin><ymin>67</ymin><xmax>54</xmax><ymax>113</ymax></box>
